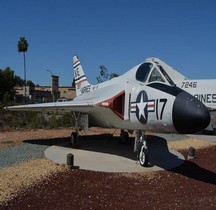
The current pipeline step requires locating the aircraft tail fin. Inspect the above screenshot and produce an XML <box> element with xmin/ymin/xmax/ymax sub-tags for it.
<box><xmin>73</xmin><ymin>55</ymin><xmax>91</xmax><ymax>96</ymax></box>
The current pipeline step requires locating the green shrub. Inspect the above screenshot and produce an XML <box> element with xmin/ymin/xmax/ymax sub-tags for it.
<box><xmin>29</xmin><ymin>113</ymin><xmax>47</xmax><ymax>129</ymax></box>
<box><xmin>1</xmin><ymin>111</ymin><xmax>77</xmax><ymax>130</ymax></box>
<box><xmin>48</xmin><ymin>114</ymin><xmax>59</xmax><ymax>129</ymax></box>
<box><xmin>58</xmin><ymin>112</ymin><xmax>75</xmax><ymax>127</ymax></box>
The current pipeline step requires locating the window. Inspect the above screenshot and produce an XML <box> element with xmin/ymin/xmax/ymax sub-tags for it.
<box><xmin>136</xmin><ymin>63</ymin><xmax>153</xmax><ymax>83</ymax></box>
<box><xmin>158</xmin><ymin>65</ymin><xmax>175</xmax><ymax>86</ymax></box>
<box><xmin>148</xmin><ymin>67</ymin><xmax>165</xmax><ymax>83</ymax></box>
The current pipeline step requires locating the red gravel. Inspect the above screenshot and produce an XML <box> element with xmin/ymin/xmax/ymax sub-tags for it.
<box><xmin>2</xmin><ymin>146</ymin><xmax>216</xmax><ymax>210</ymax></box>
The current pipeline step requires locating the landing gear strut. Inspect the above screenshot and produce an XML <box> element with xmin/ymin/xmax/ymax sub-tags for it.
<box><xmin>70</xmin><ymin>131</ymin><xmax>78</xmax><ymax>145</ymax></box>
<box><xmin>69</xmin><ymin>112</ymin><xmax>81</xmax><ymax>147</ymax></box>
<box><xmin>69</xmin><ymin>112</ymin><xmax>89</xmax><ymax>147</ymax></box>
<box><xmin>135</xmin><ymin>131</ymin><xmax>149</xmax><ymax>167</ymax></box>
<box><xmin>119</xmin><ymin>129</ymin><xmax>129</xmax><ymax>144</ymax></box>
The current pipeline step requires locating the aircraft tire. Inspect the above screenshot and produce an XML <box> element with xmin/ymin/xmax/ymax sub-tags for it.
<box><xmin>139</xmin><ymin>147</ymin><xmax>149</xmax><ymax>167</ymax></box>
<box><xmin>70</xmin><ymin>132</ymin><xmax>78</xmax><ymax>146</ymax></box>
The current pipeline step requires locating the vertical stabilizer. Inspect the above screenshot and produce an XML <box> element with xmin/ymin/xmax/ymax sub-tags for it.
<box><xmin>73</xmin><ymin>55</ymin><xmax>91</xmax><ymax>96</ymax></box>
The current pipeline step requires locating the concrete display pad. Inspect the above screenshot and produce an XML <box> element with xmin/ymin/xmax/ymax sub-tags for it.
<box><xmin>45</xmin><ymin>135</ymin><xmax>185</xmax><ymax>173</ymax></box>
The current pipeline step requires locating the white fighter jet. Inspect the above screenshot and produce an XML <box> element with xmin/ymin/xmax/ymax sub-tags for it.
<box><xmin>5</xmin><ymin>55</ymin><xmax>210</xmax><ymax>166</ymax></box>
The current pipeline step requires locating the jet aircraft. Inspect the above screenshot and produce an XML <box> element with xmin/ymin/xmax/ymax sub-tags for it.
<box><xmin>5</xmin><ymin>55</ymin><xmax>210</xmax><ymax>167</ymax></box>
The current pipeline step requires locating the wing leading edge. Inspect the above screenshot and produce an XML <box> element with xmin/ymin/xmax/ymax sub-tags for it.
<box><xmin>5</xmin><ymin>101</ymin><xmax>94</xmax><ymax>113</ymax></box>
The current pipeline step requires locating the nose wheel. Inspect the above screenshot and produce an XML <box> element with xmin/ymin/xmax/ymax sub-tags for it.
<box><xmin>135</xmin><ymin>130</ymin><xmax>149</xmax><ymax>167</ymax></box>
<box><xmin>139</xmin><ymin>146</ymin><xmax>149</xmax><ymax>167</ymax></box>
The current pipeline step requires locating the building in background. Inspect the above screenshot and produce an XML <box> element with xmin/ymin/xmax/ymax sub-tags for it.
<box><xmin>14</xmin><ymin>86</ymin><xmax>76</xmax><ymax>104</ymax></box>
<box><xmin>51</xmin><ymin>75</ymin><xmax>59</xmax><ymax>102</ymax></box>
<box><xmin>14</xmin><ymin>73</ymin><xmax>76</xmax><ymax>104</ymax></box>
<box><xmin>58</xmin><ymin>86</ymin><xmax>76</xmax><ymax>99</ymax></box>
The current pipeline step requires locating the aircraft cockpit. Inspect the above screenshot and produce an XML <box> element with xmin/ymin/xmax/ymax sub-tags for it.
<box><xmin>135</xmin><ymin>61</ymin><xmax>175</xmax><ymax>86</ymax></box>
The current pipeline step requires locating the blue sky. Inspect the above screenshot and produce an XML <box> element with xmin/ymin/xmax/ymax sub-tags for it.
<box><xmin>0</xmin><ymin>0</ymin><xmax>216</xmax><ymax>86</ymax></box>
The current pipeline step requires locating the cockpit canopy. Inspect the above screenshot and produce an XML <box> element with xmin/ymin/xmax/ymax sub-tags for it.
<box><xmin>136</xmin><ymin>61</ymin><xmax>175</xmax><ymax>86</ymax></box>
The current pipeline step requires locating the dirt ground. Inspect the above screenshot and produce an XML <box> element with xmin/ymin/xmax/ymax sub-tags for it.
<box><xmin>0</xmin><ymin>128</ymin><xmax>216</xmax><ymax>209</ymax></box>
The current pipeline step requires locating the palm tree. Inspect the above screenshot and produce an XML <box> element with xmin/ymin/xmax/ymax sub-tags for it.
<box><xmin>17</xmin><ymin>37</ymin><xmax>29</xmax><ymax>101</ymax></box>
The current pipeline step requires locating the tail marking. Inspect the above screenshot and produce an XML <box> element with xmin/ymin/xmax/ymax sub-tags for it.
<box><xmin>73</xmin><ymin>60</ymin><xmax>81</xmax><ymax>69</ymax></box>
<box><xmin>73</xmin><ymin>54</ymin><xmax>91</xmax><ymax>96</ymax></box>
<box><xmin>75</xmin><ymin>75</ymin><xmax>87</xmax><ymax>85</ymax></box>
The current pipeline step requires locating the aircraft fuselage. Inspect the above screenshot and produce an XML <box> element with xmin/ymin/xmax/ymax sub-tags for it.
<box><xmin>175</xmin><ymin>79</ymin><xmax>216</xmax><ymax>110</ymax></box>
<box><xmin>77</xmin><ymin>80</ymin><xmax>210</xmax><ymax>134</ymax></box>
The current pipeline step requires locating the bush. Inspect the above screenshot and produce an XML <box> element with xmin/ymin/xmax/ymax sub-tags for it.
<box><xmin>29</xmin><ymin>113</ymin><xmax>48</xmax><ymax>129</ymax></box>
<box><xmin>58</xmin><ymin>112</ymin><xmax>75</xmax><ymax>127</ymax></box>
<box><xmin>48</xmin><ymin>114</ymin><xmax>59</xmax><ymax>129</ymax></box>
<box><xmin>5</xmin><ymin>112</ymin><xmax>25</xmax><ymax>128</ymax></box>
<box><xmin>1</xmin><ymin>111</ymin><xmax>76</xmax><ymax>130</ymax></box>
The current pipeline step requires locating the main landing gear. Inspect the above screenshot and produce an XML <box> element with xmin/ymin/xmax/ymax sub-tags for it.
<box><xmin>69</xmin><ymin>112</ymin><xmax>82</xmax><ymax>147</ymax></box>
<box><xmin>135</xmin><ymin>130</ymin><xmax>149</xmax><ymax>167</ymax></box>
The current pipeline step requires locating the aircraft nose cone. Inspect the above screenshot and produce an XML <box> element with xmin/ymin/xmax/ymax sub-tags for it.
<box><xmin>173</xmin><ymin>91</ymin><xmax>210</xmax><ymax>134</ymax></box>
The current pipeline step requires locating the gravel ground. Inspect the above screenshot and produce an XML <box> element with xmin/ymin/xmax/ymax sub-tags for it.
<box><xmin>0</xmin><ymin>128</ymin><xmax>71</xmax><ymax>168</ymax></box>
<box><xmin>0</xmin><ymin>144</ymin><xmax>48</xmax><ymax>168</ymax></box>
<box><xmin>0</xmin><ymin>128</ymin><xmax>72</xmax><ymax>149</ymax></box>
<box><xmin>0</xmin><ymin>128</ymin><xmax>118</xmax><ymax>168</ymax></box>
<box><xmin>0</xmin><ymin>128</ymin><xmax>216</xmax><ymax>209</ymax></box>
<box><xmin>1</xmin><ymin>146</ymin><xmax>216</xmax><ymax>210</ymax></box>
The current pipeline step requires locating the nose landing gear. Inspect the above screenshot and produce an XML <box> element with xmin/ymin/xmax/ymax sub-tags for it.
<box><xmin>135</xmin><ymin>130</ymin><xmax>149</xmax><ymax>167</ymax></box>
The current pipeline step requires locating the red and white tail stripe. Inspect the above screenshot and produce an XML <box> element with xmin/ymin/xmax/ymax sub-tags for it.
<box><xmin>73</xmin><ymin>54</ymin><xmax>91</xmax><ymax>96</ymax></box>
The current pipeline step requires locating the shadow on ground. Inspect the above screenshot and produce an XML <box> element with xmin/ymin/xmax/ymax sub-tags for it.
<box><xmin>24</xmin><ymin>134</ymin><xmax>216</xmax><ymax>184</ymax></box>
<box><xmin>24</xmin><ymin>134</ymin><xmax>183</xmax><ymax>170</ymax></box>
<box><xmin>170</xmin><ymin>160</ymin><xmax>216</xmax><ymax>185</ymax></box>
